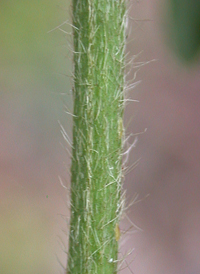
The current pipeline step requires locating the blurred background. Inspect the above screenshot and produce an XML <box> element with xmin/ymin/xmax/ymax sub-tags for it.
<box><xmin>0</xmin><ymin>0</ymin><xmax>200</xmax><ymax>273</ymax></box>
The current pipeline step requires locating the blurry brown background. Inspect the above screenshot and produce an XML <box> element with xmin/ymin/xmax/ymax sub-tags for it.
<box><xmin>1</xmin><ymin>0</ymin><xmax>200</xmax><ymax>273</ymax></box>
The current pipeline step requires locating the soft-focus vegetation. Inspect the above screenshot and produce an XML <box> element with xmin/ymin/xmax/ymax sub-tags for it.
<box><xmin>0</xmin><ymin>1</ymin><xmax>72</xmax><ymax>273</ymax></box>
<box><xmin>0</xmin><ymin>198</ymin><xmax>53</xmax><ymax>274</ymax></box>
<box><xmin>166</xmin><ymin>0</ymin><xmax>200</xmax><ymax>62</ymax></box>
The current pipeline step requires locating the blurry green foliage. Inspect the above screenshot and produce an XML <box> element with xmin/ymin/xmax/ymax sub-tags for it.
<box><xmin>0</xmin><ymin>1</ymin><xmax>72</xmax><ymax>273</ymax></box>
<box><xmin>0</xmin><ymin>0</ymin><xmax>73</xmax><ymax>159</ymax></box>
<box><xmin>0</xmin><ymin>199</ymin><xmax>54</xmax><ymax>274</ymax></box>
<box><xmin>167</xmin><ymin>0</ymin><xmax>200</xmax><ymax>62</ymax></box>
<box><xmin>0</xmin><ymin>0</ymin><xmax>71</xmax><ymax>91</ymax></box>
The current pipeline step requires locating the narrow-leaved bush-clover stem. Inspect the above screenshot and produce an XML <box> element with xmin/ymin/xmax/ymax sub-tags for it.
<box><xmin>67</xmin><ymin>1</ymin><xmax>126</xmax><ymax>273</ymax></box>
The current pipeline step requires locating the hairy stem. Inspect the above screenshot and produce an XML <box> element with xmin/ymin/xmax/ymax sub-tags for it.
<box><xmin>67</xmin><ymin>1</ymin><xmax>126</xmax><ymax>273</ymax></box>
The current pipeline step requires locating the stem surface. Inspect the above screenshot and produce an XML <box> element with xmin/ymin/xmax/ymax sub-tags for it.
<box><xmin>67</xmin><ymin>1</ymin><xmax>126</xmax><ymax>273</ymax></box>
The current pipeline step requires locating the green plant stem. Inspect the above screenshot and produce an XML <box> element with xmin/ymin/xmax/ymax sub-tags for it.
<box><xmin>67</xmin><ymin>1</ymin><xmax>126</xmax><ymax>273</ymax></box>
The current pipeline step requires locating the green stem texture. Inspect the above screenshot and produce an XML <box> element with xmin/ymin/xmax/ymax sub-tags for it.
<box><xmin>67</xmin><ymin>1</ymin><xmax>126</xmax><ymax>273</ymax></box>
